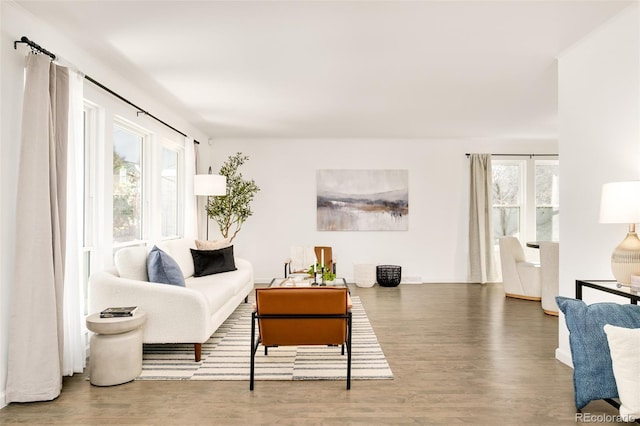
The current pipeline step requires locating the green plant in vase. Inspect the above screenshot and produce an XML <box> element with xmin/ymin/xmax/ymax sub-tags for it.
<box><xmin>306</xmin><ymin>263</ymin><xmax>336</xmax><ymax>283</ymax></box>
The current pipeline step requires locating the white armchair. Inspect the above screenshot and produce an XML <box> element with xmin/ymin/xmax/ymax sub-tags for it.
<box><xmin>539</xmin><ymin>242</ymin><xmax>559</xmax><ymax>316</ymax></box>
<box><xmin>284</xmin><ymin>246</ymin><xmax>337</xmax><ymax>277</ymax></box>
<box><xmin>284</xmin><ymin>246</ymin><xmax>316</xmax><ymax>277</ymax></box>
<box><xmin>498</xmin><ymin>236</ymin><xmax>542</xmax><ymax>300</ymax></box>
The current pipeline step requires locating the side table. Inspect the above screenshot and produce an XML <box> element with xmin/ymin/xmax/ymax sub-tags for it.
<box><xmin>575</xmin><ymin>280</ymin><xmax>640</xmax><ymax>305</ymax></box>
<box><xmin>86</xmin><ymin>311</ymin><xmax>147</xmax><ymax>386</ymax></box>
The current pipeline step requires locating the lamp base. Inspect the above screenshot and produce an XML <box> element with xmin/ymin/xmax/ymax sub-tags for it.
<box><xmin>611</xmin><ymin>231</ymin><xmax>640</xmax><ymax>285</ymax></box>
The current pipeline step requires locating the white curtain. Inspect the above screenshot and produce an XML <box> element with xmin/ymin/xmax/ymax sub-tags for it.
<box><xmin>62</xmin><ymin>69</ymin><xmax>85</xmax><ymax>376</ymax></box>
<box><xmin>6</xmin><ymin>53</ymin><xmax>82</xmax><ymax>402</ymax></box>
<box><xmin>194</xmin><ymin>142</ymin><xmax>206</xmax><ymax>240</ymax></box>
<box><xmin>468</xmin><ymin>153</ymin><xmax>499</xmax><ymax>284</ymax></box>
<box><xmin>184</xmin><ymin>137</ymin><xmax>197</xmax><ymax>238</ymax></box>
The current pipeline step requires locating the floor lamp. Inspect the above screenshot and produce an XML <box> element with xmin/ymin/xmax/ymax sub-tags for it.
<box><xmin>194</xmin><ymin>173</ymin><xmax>227</xmax><ymax>240</ymax></box>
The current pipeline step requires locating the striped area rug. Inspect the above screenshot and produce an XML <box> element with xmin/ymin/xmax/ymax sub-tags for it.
<box><xmin>138</xmin><ymin>296</ymin><xmax>393</xmax><ymax>382</ymax></box>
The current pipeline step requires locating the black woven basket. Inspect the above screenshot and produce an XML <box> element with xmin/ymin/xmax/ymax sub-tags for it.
<box><xmin>376</xmin><ymin>265</ymin><xmax>402</xmax><ymax>287</ymax></box>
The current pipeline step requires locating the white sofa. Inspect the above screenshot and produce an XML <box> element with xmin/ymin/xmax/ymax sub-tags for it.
<box><xmin>88</xmin><ymin>238</ymin><xmax>254</xmax><ymax>361</ymax></box>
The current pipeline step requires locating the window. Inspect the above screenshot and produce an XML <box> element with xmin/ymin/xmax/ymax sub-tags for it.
<box><xmin>492</xmin><ymin>160</ymin><xmax>524</xmax><ymax>242</ymax></box>
<box><xmin>492</xmin><ymin>157</ymin><xmax>559</xmax><ymax>245</ymax></box>
<box><xmin>81</xmin><ymin>82</ymin><xmax>187</xmax><ymax>287</ymax></box>
<box><xmin>160</xmin><ymin>146</ymin><xmax>180</xmax><ymax>238</ymax></box>
<box><xmin>535</xmin><ymin>161</ymin><xmax>559</xmax><ymax>241</ymax></box>
<box><xmin>112</xmin><ymin>124</ymin><xmax>145</xmax><ymax>245</ymax></box>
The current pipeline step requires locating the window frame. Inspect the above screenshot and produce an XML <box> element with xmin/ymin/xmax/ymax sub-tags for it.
<box><xmin>112</xmin><ymin>118</ymin><xmax>151</xmax><ymax>250</ymax></box>
<box><xmin>492</xmin><ymin>155</ymin><xmax>559</xmax><ymax>247</ymax></box>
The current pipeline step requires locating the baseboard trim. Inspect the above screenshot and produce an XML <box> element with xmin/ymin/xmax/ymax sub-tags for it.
<box><xmin>555</xmin><ymin>347</ymin><xmax>573</xmax><ymax>368</ymax></box>
<box><xmin>1</xmin><ymin>389</ymin><xmax>7</xmax><ymax>409</ymax></box>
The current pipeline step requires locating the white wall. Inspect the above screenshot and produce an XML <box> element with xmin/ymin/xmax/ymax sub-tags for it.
<box><xmin>207</xmin><ymin>138</ymin><xmax>557</xmax><ymax>283</ymax></box>
<box><xmin>0</xmin><ymin>1</ymin><xmax>208</xmax><ymax>408</ymax></box>
<box><xmin>556</xmin><ymin>2</ymin><xmax>640</xmax><ymax>366</ymax></box>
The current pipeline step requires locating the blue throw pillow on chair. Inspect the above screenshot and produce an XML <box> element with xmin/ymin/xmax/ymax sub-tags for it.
<box><xmin>556</xmin><ymin>296</ymin><xmax>640</xmax><ymax>409</ymax></box>
<box><xmin>147</xmin><ymin>245</ymin><xmax>185</xmax><ymax>287</ymax></box>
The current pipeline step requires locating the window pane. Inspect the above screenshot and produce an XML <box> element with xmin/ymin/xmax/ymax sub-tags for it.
<box><xmin>535</xmin><ymin>161</ymin><xmax>559</xmax><ymax>241</ymax></box>
<box><xmin>493</xmin><ymin>206</ymin><xmax>520</xmax><ymax>239</ymax></box>
<box><xmin>161</xmin><ymin>147</ymin><xmax>179</xmax><ymax>238</ymax></box>
<box><xmin>113</xmin><ymin>126</ymin><xmax>143</xmax><ymax>243</ymax></box>
<box><xmin>492</xmin><ymin>162</ymin><xmax>522</xmax><ymax>242</ymax></box>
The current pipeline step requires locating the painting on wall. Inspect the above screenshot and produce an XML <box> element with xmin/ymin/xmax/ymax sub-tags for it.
<box><xmin>317</xmin><ymin>169</ymin><xmax>409</xmax><ymax>231</ymax></box>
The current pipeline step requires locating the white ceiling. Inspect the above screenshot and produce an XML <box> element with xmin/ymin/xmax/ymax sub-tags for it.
<box><xmin>17</xmin><ymin>0</ymin><xmax>633</xmax><ymax>139</ymax></box>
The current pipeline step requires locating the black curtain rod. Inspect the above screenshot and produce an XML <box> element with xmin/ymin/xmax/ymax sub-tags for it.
<box><xmin>465</xmin><ymin>153</ymin><xmax>558</xmax><ymax>158</ymax></box>
<box><xmin>14</xmin><ymin>36</ymin><xmax>200</xmax><ymax>144</ymax></box>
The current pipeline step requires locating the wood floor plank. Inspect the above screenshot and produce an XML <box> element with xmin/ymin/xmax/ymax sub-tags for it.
<box><xmin>0</xmin><ymin>283</ymin><xmax>624</xmax><ymax>424</ymax></box>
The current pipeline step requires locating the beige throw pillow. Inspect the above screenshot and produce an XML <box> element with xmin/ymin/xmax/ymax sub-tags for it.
<box><xmin>195</xmin><ymin>238</ymin><xmax>231</xmax><ymax>251</ymax></box>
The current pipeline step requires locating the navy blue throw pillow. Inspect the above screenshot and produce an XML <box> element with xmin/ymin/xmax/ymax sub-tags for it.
<box><xmin>556</xmin><ymin>296</ymin><xmax>640</xmax><ymax>409</ymax></box>
<box><xmin>147</xmin><ymin>245</ymin><xmax>185</xmax><ymax>287</ymax></box>
<box><xmin>191</xmin><ymin>245</ymin><xmax>237</xmax><ymax>277</ymax></box>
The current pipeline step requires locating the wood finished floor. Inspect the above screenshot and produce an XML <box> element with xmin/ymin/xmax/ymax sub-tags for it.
<box><xmin>0</xmin><ymin>283</ymin><xmax>625</xmax><ymax>425</ymax></box>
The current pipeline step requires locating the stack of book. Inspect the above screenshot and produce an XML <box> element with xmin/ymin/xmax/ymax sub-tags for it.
<box><xmin>99</xmin><ymin>306</ymin><xmax>138</xmax><ymax>318</ymax></box>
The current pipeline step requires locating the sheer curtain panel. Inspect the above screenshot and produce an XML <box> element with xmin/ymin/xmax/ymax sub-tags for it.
<box><xmin>62</xmin><ymin>69</ymin><xmax>86</xmax><ymax>376</ymax></box>
<box><xmin>6</xmin><ymin>53</ymin><xmax>76</xmax><ymax>402</ymax></box>
<box><xmin>468</xmin><ymin>153</ymin><xmax>498</xmax><ymax>283</ymax></box>
<box><xmin>184</xmin><ymin>137</ymin><xmax>197</xmax><ymax>238</ymax></box>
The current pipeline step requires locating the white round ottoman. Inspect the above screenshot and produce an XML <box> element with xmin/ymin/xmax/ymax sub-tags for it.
<box><xmin>86</xmin><ymin>311</ymin><xmax>146</xmax><ymax>386</ymax></box>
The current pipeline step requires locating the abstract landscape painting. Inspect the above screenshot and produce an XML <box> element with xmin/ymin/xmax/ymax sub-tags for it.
<box><xmin>317</xmin><ymin>169</ymin><xmax>408</xmax><ymax>231</ymax></box>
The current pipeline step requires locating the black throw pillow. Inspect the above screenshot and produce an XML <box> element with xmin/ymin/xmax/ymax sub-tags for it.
<box><xmin>190</xmin><ymin>245</ymin><xmax>237</xmax><ymax>277</ymax></box>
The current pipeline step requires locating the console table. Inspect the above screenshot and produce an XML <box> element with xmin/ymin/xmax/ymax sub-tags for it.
<box><xmin>575</xmin><ymin>279</ymin><xmax>640</xmax><ymax>304</ymax></box>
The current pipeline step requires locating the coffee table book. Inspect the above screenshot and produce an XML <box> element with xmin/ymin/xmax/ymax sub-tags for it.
<box><xmin>100</xmin><ymin>306</ymin><xmax>138</xmax><ymax>318</ymax></box>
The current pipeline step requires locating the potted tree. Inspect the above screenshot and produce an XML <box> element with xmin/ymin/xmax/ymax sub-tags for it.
<box><xmin>206</xmin><ymin>152</ymin><xmax>260</xmax><ymax>242</ymax></box>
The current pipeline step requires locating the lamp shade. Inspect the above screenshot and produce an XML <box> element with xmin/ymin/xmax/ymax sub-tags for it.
<box><xmin>194</xmin><ymin>174</ymin><xmax>226</xmax><ymax>196</ymax></box>
<box><xmin>600</xmin><ymin>181</ymin><xmax>640</xmax><ymax>224</ymax></box>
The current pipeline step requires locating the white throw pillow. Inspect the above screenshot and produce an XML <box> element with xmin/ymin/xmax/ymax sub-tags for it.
<box><xmin>114</xmin><ymin>246</ymin><xmax>149</xmax><ymax>281</ymax></box>
<box><xmin>603</xmin><ymin>324</ymin><xmax>640</xmax><ymax>420</ymax></box>
<box><xmin>158</xmin><ymin>239</ymin><xmax>197</xmax><ymax>279</ymax></box>
<box><xmin>195</xmin><ymin>238</ymin><xmax>231</xmax><ymax>251</ymax></box>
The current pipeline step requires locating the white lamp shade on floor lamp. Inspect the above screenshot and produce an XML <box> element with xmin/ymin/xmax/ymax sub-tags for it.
<box><xmin>194</xmin><ymin>174</ymin><xmax>226</xmax><ymax>240</ymax></box>
<box><xmin>600</xmin><ymin>181</ymin><xmax>640</xmax><ymax>284</ymax></box>
<box><xmin>194</xmin><ymin>174</ymin><xmax>227</xmax><ymax>196</ymax></box>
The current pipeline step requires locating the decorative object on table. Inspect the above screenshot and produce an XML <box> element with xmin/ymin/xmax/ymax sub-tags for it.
<box><xmin>194</xmin><ymin>168</ymin><xmax>227</xmax><ymax>240</ymax></box>
<box><xmin>314</xmin><ymin>246</ymin><xmax>337</xmax><ymax>276</ymax></box>
<box><xmin>99</xmin><ymin>306</ymin><xmax>138</xmax><ymax>318</ymax></box>
<box><xmin>306</xmin><ymin>263</ymin><xmax>336</xmax><ymax>285</ymax></box>
<box><xmin>354</xmin><ymin>264</ymin><xmax>376</xmax><ymax>288</ymax></box>
<box><xmin>599</xmin><ymin>181</ymin><xmax>640</xmax><ymax>285</ymax></box>
<box><xmin>206</xmin><ymin>152</ymin><xmax>260</xmax><ymax>242</ymax></box>
<box><xmin>317</xmin><ymin>169</ymin><xmax>408</xmax><ymax>231</ymax></box>
<box><xmin>376</xmin><ymin>265</ymin><xmax>402</xmax><ymax>287</ymax></box>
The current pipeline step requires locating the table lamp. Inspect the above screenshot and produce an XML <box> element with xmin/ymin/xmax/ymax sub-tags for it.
<box><xmin>194</xmin><ymin>172</ymin><xmax>227</xmax><ymax>239</ymax></box>
<box><xmin>600</xmin><ymin>181</ymin><xmax>640</xmax><ymax>284</ymax></box>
